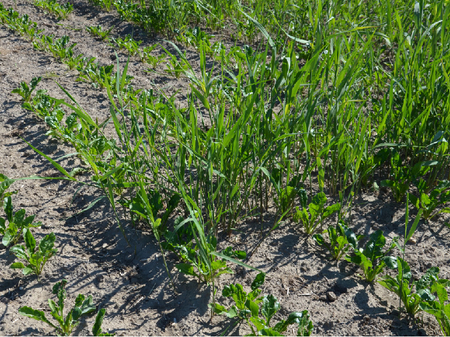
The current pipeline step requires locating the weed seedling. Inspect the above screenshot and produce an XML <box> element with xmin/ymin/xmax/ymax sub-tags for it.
<box><xmin>10</xmin><ymin>228</ymin><xmax>57</xmax><ymax>279</ymax></box>
<box><xmin>110</xmin><ymin>35</ymin><xmax>141</xmax><ymax>56</ymax></box>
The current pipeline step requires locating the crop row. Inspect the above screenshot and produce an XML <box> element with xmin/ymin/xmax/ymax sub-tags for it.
<box><xmin>1</xmin><ymin>0</ymin><xmax>450</xmax><ymax>335</ymax></box>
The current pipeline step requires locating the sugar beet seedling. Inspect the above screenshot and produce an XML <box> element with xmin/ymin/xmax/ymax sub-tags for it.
<box><xmin>19</xmin><ymin>279</ymin><xmax>114</xmax><ymax>336</ymax></box>
<box><xmin>0</xmin><ymin>196</ymin><xmax>42</xmax><ymax>247</ymax></box>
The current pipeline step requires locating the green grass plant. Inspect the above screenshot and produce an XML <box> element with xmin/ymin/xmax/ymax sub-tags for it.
<box><xmin>3</xmin><ymin>0</ymin><xmax>450</xmax><ymax>334</ymax></box>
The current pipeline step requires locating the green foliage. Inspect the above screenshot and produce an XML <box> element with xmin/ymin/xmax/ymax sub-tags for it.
<box><xmin>312</xmin><ymin>220</ymin><xmax>362</xmax><ymax>261</ymax></box>
<box><xmin>212</xmin><ymin>273</ymin><xmax>313</xmax><ymax>336</ymax></box>
<box><xmin>22</xmin><ymin>89</ymin><xmax>63</xmax><ymax>119</ymax></box>
<box><xmin>86</xmin><ymin>25</ymin><xmax>113</xmax><ymax>40</ymax></box>
<box><xmin>3</xmin><ymin>3</ymin><xmax>450</xmax><ymax>335</ymax></box>
<box><xmin>176</xmin><ymin>26</ymin><xmax>212</xmax><ymax>51</ymax></box>
<box><xmin>110</xmin><ymin>35</ymin><xmax>142</xmax><ymax>56</ymax></box>
<box><xmin>32</xmin><ymin>34</ymin><xmax>54</xmax><ymax>51</ymax></box>
<box><xmin>12</xmin><ymin>13</ymin><xmax>43</xmax><ymax>40</ymax></box>
<box><xmin>293</xmin><ymin>192</ymin><xmax>341</xmax><ymax>235</ymax></box>
<box><xmin>164</xmin><ymin>226</ymin><xmax>244</xmax><ymax>284</ymax></box>
<box><xmin>379</xmin><ymin>259</ymin><xmax>441</xmax><ymax>317</ymax></box>
<box><xmin>411</xmin><ymin>180</ymin><xmax>450</xmax><ymax>220</ymax></box>
<box><xmin>419</xmin><ymin>268</ymin><xmax>450</xmax><ymax>336</ymax></box>
<box><xmin>120</xmin><ymin>189</ymin><xmax>181</xmax><ymax>232</ymax></box>
<box><xmin>10</xmin><ymin>229</ymin><xmax>57</xmax><ymax>278</ymax></box>
<box><xmin>0</xmin><ymin>174</ymin><xmax>17</xmax><ymax>206</ymax></box>
<box><xmin>88</xmin><ymin>0</ymin><xmax>114</xmax><ymax>11</ymax></box>
<box><xmin>139</xmin><ymin>44</ymin><xmax>166</xmax><ymax>69</ymax></box>
<box><xmin>34</xmin><ymin>0</ymin><xmax>73</xmax><ymax>20</ymax></box>
<box><xmin>346</xmin><ymin>230</ymin><xmax>396</xmax><ymax>282</ymax></box>
<box><xmin>65</xmin><ymin>52</ymin><xmax>86</xmax><ymax>70</ymax></box>
<box><xmin>11</xmin><ymin>76</ymin><xmax>42</xmax><ymax>103</ymax></box>
<box><xmin>0</xmin><ymin>196</ymin><xmax>41</xmax><ymax>247</ymax></box>
<box><xmin>48</xmin><ymin>35</ymin><xmax>77</xmax><ymax>60</ymax></box>
<box><xmin>92</xmin><ymin>308</ymin><xmax>115</xmax><ymax>336</ymax></box>
<box><xmin>19</xmin><ymin>280</ymin><xmax>113</xmax><ymax>336</ymax></box>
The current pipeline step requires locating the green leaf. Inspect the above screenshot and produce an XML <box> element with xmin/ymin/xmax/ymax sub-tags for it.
<box><xmin>39</xmin><ymin>232</ymin><xmax>56</xmax><ymax>253</ymax></box>
<box><xmin>250</xmin><ymin>316</ymin><xmax>268</xmax><ymax>331</ymax></box>
<box><xmin>0</xmin><ymin>217</ymin><xmax>5</xmax><ymax>232</ymax></box>
<box><xmin>10</xmin><ymin>262</ymin><xmax>25</xmax><ymax>269</ymax></box>
<box><xmin>230</xmin><ymin>284</ymin><xmax>247</xmax><ymax>309</ymax></box>
<box><xmin>72</xmin><ymin>306</ymin><xmax>82</xmax><ymax>321</ymax></box>
<box><xmin>176</xmin><ymin>263</ymin><xmax>197</xmax><ymax>277</ymax></box>
<box><xmin>246</xmin><ymin>299</ymin><xmax>260</xmax><ymax>318</ymax></box>
<box><xmin>259</xmin><ymin>328</ymin><xmax>283</xmax><ymax>336</ymax></box>
<box><xmin>48</xmin><ymin>299</ymin><xmax>58</xmax><ymax>314</ymax></box>
<box><xmin>239</xmin><ymin>10</ymin><xmax>274</xmax><ymax>50</ymax></box>
<box><xmin>210</xmin><ymin>251</ymin><xmax>262</xmax><ymax>273</ymax></box>
<box><xmin>210</xmin><ymin>303</ymin><xmax>226</xmax><ymax>315</ymax></box>
<box><xmin>19</xmin><ymin>306</ymin><xmax>55</xmax><ymax>328</ymax></box>
<box><xmin>2</xmin><ymin>228</ymin><xmax>15</xmax><ymax>247</ymax></box>
<box><xmin>251</xmin><ymin>272</ymin><xmax>266</xmax><ymax>291</ymax></box>
<box><xmin>406</xmin><ymin>209</ymin><xmax>423</xmax><ymax>242</ymax></box>
<box><xmin>92</xmin><ymin>308</ymin><xmax>114</xmax><ymax>336</ymax></box>
<box><xmin>312</xmin><ymin>234</ymin><xmax>324</xmax><ymax>245</ymax></box>
<box><xmin>75</xmin><ymin>294</ymin><xmax>85</xmax><ymax>307</ymax></box>
<box><xmin>233</xmin><ymin>250</ymin><xmax>247</xmax><ymax>260</ymax></box>
<box><xmin>211</xmin><ymin>260</ymin><xmax>227</xmax><ymax>271</ymax></box>
<box><xmin>10</xmin><ymin>245</ymin><xmax>28</xmax><ymax>259</ymax></box>
<box><xmin>261</xmin><ymin>294</ymin><xmax>280</xmax><ymax>324</ymax></box>
<box><xmin>435</xmin><ymin>283</ymin><xmax>449</xmax><ymax>304</ymax></box>
<box><xmin>323</xmin><ymin>203</ymin><xmax>341</xmax><ymax>218</ymax></box>
<box><xmin>20</xmin><ymin>137</ymin><xmax>76</xmax><ymax>181</ymax></box>
<box><xmin>24</xmin><ymin>228</ymin><xmax>36</xmax><ymax>253</ymax></box>
<box><xmin>225</xmin><ymin>306</ymin><xmax>239</xmax><ymax>318</ymax></box>
<box><xmin>23</xmin><ymin>266</ymin><xmax>34</xmax><ymax>275</ymax></box>
<box><xmin>222</xmin><ymin>285</ymin><xmax>234</xmax><ymax>297</ymax></box>
<box><xmin>383</xmin><ymin>256</ymin><xmax>398</xmax><ymax>269</ymax></box>
<box><xmin>80</xmin><ymin>295</ymin><xmax>96</xmax><ymax>315</ymax></box>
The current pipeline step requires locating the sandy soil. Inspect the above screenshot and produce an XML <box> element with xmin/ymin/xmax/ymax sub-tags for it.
<box><xmin>1</xmin><ymin>0</ymin><xmax>450</xmax><ymax>335</ymax></box>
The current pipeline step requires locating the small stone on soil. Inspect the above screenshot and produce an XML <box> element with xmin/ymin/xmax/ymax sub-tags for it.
<box><xmin>326</xmin><ymin>291</ymin><xmax>337</xmax><ymax>302</ymax></box>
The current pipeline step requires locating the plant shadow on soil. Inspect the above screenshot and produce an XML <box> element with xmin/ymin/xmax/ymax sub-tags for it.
<box><xmin>56</xmin><ymin>192</ymin><xmax>225</xmax><ymax>334</ymax></box>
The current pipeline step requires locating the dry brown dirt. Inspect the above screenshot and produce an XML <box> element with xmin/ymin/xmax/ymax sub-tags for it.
<box><xmin>1</xmin><ymin>0</ymin><xmax>450</xmax><ymax>336</ymax></box>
